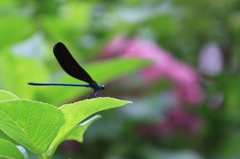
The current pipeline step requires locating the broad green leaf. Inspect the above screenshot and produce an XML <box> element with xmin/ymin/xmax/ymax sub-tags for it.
<box><xmin>47</xmin><ymin>97</ymin><xmax>131</xmax><ymax>155</ymax></box>
<box><xmin>66</xmin><ymin>115</ymin><xmax>101</xmax><ymax>142</ymax></box>
<box><xmin>0</xmin><ymin>100</ymin><xmax>65</xmax><ymax>156</ymax></box>
<box><xmin>0</xmin><ymin>139</ymin><xmax>24</xmax><ymax>159</ymax></box>
<box><xmin>0</xmin><ymin>91</ymin><xmax>20</xmax><ymax>142</ymax></box>
<box><xmin>0</xmin><ymin>90</ymin><xmax>19</xmax><ymax>101</ymax></box>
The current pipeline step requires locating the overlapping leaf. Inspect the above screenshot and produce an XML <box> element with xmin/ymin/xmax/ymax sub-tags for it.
<box><xmin>47</xmin><ymin>97</ymin><xmax>131</xmax><ymax>155</ymax></box>
<box><xmin>0</xmin><ymin>90</ymin><xmax>19</xmax><ymax>101</ymax></box>
<box><xmin>0</xmin><ymin>90</ymin><xmax>131</xmax><ymax>158</ymax></box>
<box><xmin>66</xmin><ymin>115</ymin><xmax>101</xmax><ymax>142</ymax></box>
<box><xmin>0</xmin><ymin>100</ymin><xmax>64</xmax><ymax>155</ymax></box>
<box><xmin>0</xmin><ymin>139</ymin><xmax>24</xmax><ymax>159</ymax></box>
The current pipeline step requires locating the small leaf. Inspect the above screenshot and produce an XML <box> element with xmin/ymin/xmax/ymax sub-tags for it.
<box><xmin>47</xmin><ymin>97</ymin><xmax>131</xmax><ymax>155</ymax></box>
<box><xmin>0</xmin><ymin>90</ymin><xmax>19</xmax><ymax>101</ymax></box>
<box><xmin>0</xmin><ymin>139</ymin><xmax>24</xmax><ymax>159</ymax></box>
<box><xmin>0</xmin><ymin>100</ymin><xmax>65</xmax><ymax>156</ymax></box>
<box><xmin>66</xmin><ymin>115</ymin><xmax>101</xmax><ymax>142</ymax></box>
<box><xmin>0</xmin><ymin>130</ymin><xmax>14</xmax><ymax>143</ymax></box>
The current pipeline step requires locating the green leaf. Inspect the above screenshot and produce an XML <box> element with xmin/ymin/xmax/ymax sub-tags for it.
<box><xmin>0</xmin><ymin>90</ymin><xmax>18</xmax><ymax>142</ymax></box>
<box><xmin>0</xmin><ymin>129</ymin><xmax>16</xmax><ymax>145</ymax></box>
<box><xmin>0</xmin><ymin>100</ymin><xmax>65</xmax><ymax>156</ymax></box>
<box><xmin>0</xmin><ymin>139</ymin><xmax>24</xmax><ymax>159</ymax></box>
<box><xmin>0</xmin><ymin>90</ymin><xmax>19</xmax><ymax>101</ymax></box>
<box><xmin>47</xmin><ymin>97</ymin><xmax>131</xmax><ymax>155</ymax></box>
<box><xmin>66</xmin><ymin>115</ymin><xmax>101</xmax><ymax>142</ymax></box>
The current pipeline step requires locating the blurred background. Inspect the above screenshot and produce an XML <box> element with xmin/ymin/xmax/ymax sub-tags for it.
<box><xmin>1</xmin><ymin>0</ymin><xmax>240</xmax><ymax>159</ymax></box>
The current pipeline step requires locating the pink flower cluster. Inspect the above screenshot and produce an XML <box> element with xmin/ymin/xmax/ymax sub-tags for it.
<box><xmin>101</xmin><ymin>34</ymin><xmax>203</xmax><ymax>104</ymax></box>
<box><xmin>138</xmin><ymin>107</ymin><xmax>202</xmax><ymax>136</ymax></box>
<box><xmin>101</xmin><ymin>34</ymin><xmax>204</xmax><ymax>135</ymax></box>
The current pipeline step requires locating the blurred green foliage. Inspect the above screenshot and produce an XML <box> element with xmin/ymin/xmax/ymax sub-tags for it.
<box><xmin>1</xmin><ymin>0</ymin><xmax>240</xmax><ymax>159</ymax></box>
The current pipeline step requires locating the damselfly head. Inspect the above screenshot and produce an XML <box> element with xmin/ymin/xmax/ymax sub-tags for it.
<box><xmin>100</xmin><ymin>85</ymin><xmax>105</xmax><ymax>90</ymax></box>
